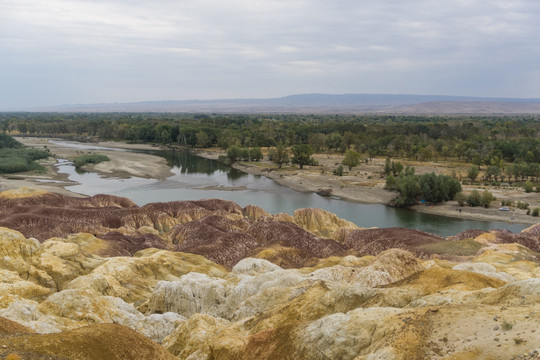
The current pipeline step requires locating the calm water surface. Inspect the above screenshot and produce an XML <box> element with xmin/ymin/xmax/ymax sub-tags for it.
<box><xmin>52</xmin><ymin>140</ymin><xmax>527</xmax><ymax>237</ymax></box>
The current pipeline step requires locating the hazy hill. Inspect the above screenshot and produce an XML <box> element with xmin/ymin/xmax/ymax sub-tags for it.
<box><xmin>27</xmin><ymin>93</ymin><xmax>540</xmax><ymax>114</ymax></box>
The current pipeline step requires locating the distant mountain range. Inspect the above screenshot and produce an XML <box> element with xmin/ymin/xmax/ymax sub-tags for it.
<box><xmin>23</xmin><ymin>94</ymin><xmax>540</xmax><ymax>114</ymax></box>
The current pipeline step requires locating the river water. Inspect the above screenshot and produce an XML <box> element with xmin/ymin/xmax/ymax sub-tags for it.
<box><xmin>51</xmin><ymin>140</ymin><xmax>527</xmax><ymax>237</ymax></box>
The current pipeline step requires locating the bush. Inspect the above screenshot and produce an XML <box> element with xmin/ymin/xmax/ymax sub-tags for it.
<box><xmin>226</xmin><ymin>145</ymin><xmax>242</xmax><ymax>163</ymax></box>
<box><xmin>517</xmin><ymin>201</ymin><xmax>529</xmax><ymax>210</ymax></box>
<box><xmin>333</xmin><ymin>165</ymin><xmax>344</xmax><ymax>176</ymax></box>
<box><xmin>500</xmin><ymin>200</ymin><xmax>512</xmax><ymax>206</ymax></box>
<box><xmin>0</xmin><ymin>148</ymin><xmax>49</xmax><ymax>174</ymax></box>
<box><xmin>250</xmin><ymin>147</ymin><xmax>263</xmax><ymax>161</ymax></box>
<box><xmin>467</xmin><ymin>190</ymin><xmax>482</xmax><ymax>207</ymax></box>
<box><xmin>523</xmin><ymin>181</ymin><xmax>534</xmax><ymax>193</ymax></box>
<box><xmin>532</xmin><ymin>208</ymin><xmax>540</xmax><ymax>217</ymax></box>
<box><xmin>455</xmin><ymin>192</ymin><xmax>467</xmax><ymax>206</ymax></box>
<box><xmin>480</xmin><ymin>190</ymin><xmax>495</xmax><ymax>208</ymax></box>
<box><xmin>73</xmin><ymin>154</ymin><xmax>110</xmax><ymax>168</ymax></box>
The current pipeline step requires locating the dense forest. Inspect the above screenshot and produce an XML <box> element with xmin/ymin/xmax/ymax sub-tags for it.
<box><xmin>1</xmin><ymin>112</ymin><xmax>540</xmax><ymax>169</ymax></box>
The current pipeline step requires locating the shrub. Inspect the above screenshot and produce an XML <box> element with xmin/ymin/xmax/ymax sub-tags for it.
<box><xmin>523</xmin><ymin>181</ymin><xmax>534</xmax><ymax>193</ymax></box>
<box><xmin>532</xmin><ymin>208</ymin><xmax>540</xmax><ymax>217</ymax></box>
<box><xmin>517</xmin><ymin>201</ymin><xmax>529</xmax><ymax>210</ymax></box>
<box><xmin>333</xmin><ymin>165</ymin><xmax>344</xmax><ymax>176</ymax></box>
<box><xmin>73</xmin><ymin>154</ymin><xmax>110</xmax><ymax>168</ymax></box>
<box><xmin>500</xmin><ymin>200</ymin><xmax>512</xmax><ymax>206</ymax></box>
<box><xmin>455</xmin><ymin>192</ymin><xmax>467</xmax><ymax>206</ymax></box>
<box><xmin>480</xmin><ymin>190</ymin><xmax>495</xmax><ymax>208</ymax></box>
<box><xmin>467</xmin><ymin>190</ymin><xmax>482</xmax><ymax>207</ymax></box>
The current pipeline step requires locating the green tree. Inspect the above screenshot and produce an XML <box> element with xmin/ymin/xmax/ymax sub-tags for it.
<box><xmin>486</xmin><ymin>165</ymin><xmax>500</xmax><ymax>181</ymax></box>
<box><xmin>467</xmin><ymin>165</ymin><xmax>479</xmax><ymax>182</ymax></box>
<box><xmin>467</xmin><ymin>190</ymin><xmax>482</xmax><ymax>207</ymax></box>
<box><xmin>455</xmin><ymin>192</ymin><xmax>467</xmax><ymax>206</ymax></box>
<box><xmin>342</xmin><ymin>150</ymin><xmax>361</xmax><ymax>170</ymax></box>
<box><xmin>268</xmin><ymin>144</ymin><xmax>289</xmax><ymax>168</ymax></box>
<box><xmin>250</xmin><ymin>147</ymin><xmax>263</xmax><ymax>161</ymax></box>
<box><xmin>227</xmin><ymin>145</ymin><xmax>242</xmax><ymax>163</ymax></box>
<box><xmin>480</xmin><ymin>190</ymin><xmax>495</xmax><ymax>208</ymax></box>
<box><xmin>391</xmin><ymin>161</ymin><xmax>403</xmax><ymax>176</ymax></box>
<box><xmin>291</xmin><ymin>144</ymin><xmax>313</xmax><ymax>169</ymax></box>
<box><xmin>196</xmin><ymin>131</ymin><xmax>211</xmax><ymax>148</ymax></box>
<box><xmin>523</xmin><ymin>180</ymin><xmax>534</xmax><ymax>193</ymax></box>
<box><xmin>384</xmin><ymin>158</ymin><xmax>392</xmax><ymax>176</ymax></box>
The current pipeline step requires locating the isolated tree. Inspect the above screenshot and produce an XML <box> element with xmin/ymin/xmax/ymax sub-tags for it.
<box><xmin>455</xmin><ymin>192</ymin><xmax>467</xmax><ymax>206</ymax></box>
<box><xmin>342</xmin><ymin>149</ymin><xmax>362</xmax><ymax>170</ymax></box>
<box><xmin>291</xmin><ymin>144</ymin><xmax>313</xmax><ymax>169</ymax></box>
<box><xmin>480</xmin><ymin>190</ymin><xmax>495</xmax><ymax>208</ymax></box>
<box><xmin>467</xmin><ymin>165</ymin><xmax>479</xmax><ymax>182</ymax></box>
<box><xmin>269</xmin><ymin>144</ymin><xmax>289</xmax><ymax>168</ymax></box>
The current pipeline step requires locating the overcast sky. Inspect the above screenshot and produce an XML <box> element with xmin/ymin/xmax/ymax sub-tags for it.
<box><xmin>1</xmin><ymin>0</ymin><xmax>540</xmax><ymax>109</ymax></box>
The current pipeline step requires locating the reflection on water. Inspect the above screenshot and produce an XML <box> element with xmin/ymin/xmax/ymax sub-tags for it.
<box><xmin>52</xmin><ymin>141</ymin><xmax>527</xmax><ymax>237</ymax></box>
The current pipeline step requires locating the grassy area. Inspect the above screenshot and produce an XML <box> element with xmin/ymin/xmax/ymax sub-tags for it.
<box><xmin>73</xmin><ymin>154</ymin><xmax>110</xmax><ymax>168</ymax></box>
<box><xmin>0</xmin><ymin>148</ymin><xmax>50</xmax><ymax>174</ymax></box>
<box><xmin>420</xmin><ymin>238</ymin><xmax>486</xmax><ymax>256</ymax></box>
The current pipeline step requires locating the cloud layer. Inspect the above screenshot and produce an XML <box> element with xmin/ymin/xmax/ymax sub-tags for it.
<box><xmin>1</xmin><ymin>0</ymin><xmax>539</xmax><ymax>108</ymax></box>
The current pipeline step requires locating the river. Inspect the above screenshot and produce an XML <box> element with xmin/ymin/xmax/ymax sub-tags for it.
<box><xmin>51</xmin><ymin>140</ymin><xmax>527</xmax><ymax>237</ymax></box>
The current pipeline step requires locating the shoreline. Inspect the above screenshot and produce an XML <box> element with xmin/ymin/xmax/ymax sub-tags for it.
<box><xmin>191</xmin><ymin>148</ymin><xmax>540</xmax><ymax>226</ymax></box>
<box><xmin>1</xmin><ymin>137</ymin><xmax>173</xmax><ymax>198</ymax></box>
<box><xmin>3</xmin><ymin>138</ymin><xmax>538</xmax><ymax>227</ymax></box>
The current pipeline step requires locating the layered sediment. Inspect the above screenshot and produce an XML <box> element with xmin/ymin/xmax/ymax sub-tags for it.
<box><xmin>0</xmin><ymin>188</ymin><xmax>539</xmax><ymax>359</ymax></box>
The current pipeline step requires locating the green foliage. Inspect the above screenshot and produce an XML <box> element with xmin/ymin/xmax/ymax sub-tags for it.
<box><xmin>385</xmin><ymin>174</ymin><xmax>397</xmax><ymax>190</ymax></box>
<box><xmin>250</xmin><ymin>147</ymin><xmax>263</xmax><ymax>161</ymax></box>
<box><xmin>517</xmin><ymin>201</ymin><xmax>529</xmax><ymax>210</ymax></box>
<box><xmin>0</xmin><ymin>133</ymin><xmax>23</xmax><ymax>149</ymax></box>
<box><xmin>268</xmin><ymin>144</ymin><xmax>289</xmax><ymax>168</ymax></box>
<box><xmin>480</xmin><ymin>190</ymin><xmax>495</xmax><ymax>208</ymax></box>
<box><xmin>333</xmin><ymin>165</ymin><xmax>344</xmax><ymax>176</ymax></box>
<box><xmin>342</xmin><ymin>149</ymin><xmax>361</xmax><ymax>170</ymax></box>
<box><xmin>532</xmin><ymin>208</ymin><xmax>540</xmax><ymax>217</ymax></box>
<box><xmin>419</xmin><ymin>172</ymin><xmax>462</xmax><ymax>203</ymax></box>
<box><xmin>467</xmin><ymin>190</ymin><xmax>482</xmax><ymax>207</ymax></box>
<box><xmin>391</xmin><ymin>161</ymin><xmax>403</xmax><ymax>176</ymax></box>
<box><xmin>500</xmin><ymin>199</ymin><xmax>513</xmax><ymax>206</ymax></box>
<box><xmin>73</xmin><ymin>154</ymin><xmax>110</xmax><ymax>168</ymax></box>
<box><xmin>291</xmin><ymin>144</ymin><xmax>313</xmax><ymax>169</ymax></box>
<box><xmin>455</xmin><ymin>192</ymin><xmax>467</xmax><ymax>206</ymax></box>
<box><xmin>523</xmin><ymin>181</ymin><xmax>534</xmax><ymax>193</ymax></box>
<box><xmin>384</xmin><ymin>158</ymin><xmax>392</xmax><ymax>176</ymax></box>
<box><xmin>467</xmin><ymin>165</ymin><xmax>479</xmax><ymax>182</ymax></box>
<box><xmin>226</xmin><ymin>145</ymin><xmax>242</xmax><ymax>163</ymax></box>
<box><xmin>394</xmin><ymin>172</ymin><xmax>421</xmax><ymax>206</ymax></box>
<box><xmin>0</xmin><ymin>147</ymin><xmax>49</xmax><ymax>174</ymax></box>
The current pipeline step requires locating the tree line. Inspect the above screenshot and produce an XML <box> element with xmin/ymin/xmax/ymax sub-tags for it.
<box><xmin>2</xmin><ymin>112</ymin><xmax>540</xmax><ymax>167</ymax></box>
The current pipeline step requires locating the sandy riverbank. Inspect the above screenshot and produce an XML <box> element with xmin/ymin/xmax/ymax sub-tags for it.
<box><xmin>193</xmin><ymin>148</ymin><xmax>540</xmax><ymax>226</ymax></box>
<box><xmin>0</xmin><ymin>138</ymin><xmax>173</xmax><ymax>197</ymax></box>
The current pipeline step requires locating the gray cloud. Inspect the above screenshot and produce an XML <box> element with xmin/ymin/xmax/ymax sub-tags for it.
<box><xmin>1</xmin><ymin>0</ymin><xmax>539</xmax><ymax>108</ymax></box>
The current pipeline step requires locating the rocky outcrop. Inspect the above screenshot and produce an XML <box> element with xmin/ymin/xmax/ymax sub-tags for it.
<box><xmin>0</xmin><ymin>323</ymin><xmax>177</xmax><ymax>360</ymax></box>
<box><xmin>342</xmin><ymin>227</ymin><xmax>445</xmax><ymax>257</ymax></box>
<box><xmin>0</xmin><ymin>189</ymin><xmax>539</xmax><ymax>359</ymax></box>
<box><xmin>292</xmin><ymin>207</ymin><xmax>359</xmax><ymax>238</ymax></box>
